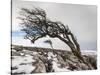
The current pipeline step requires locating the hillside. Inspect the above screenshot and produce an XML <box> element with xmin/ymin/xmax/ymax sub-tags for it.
<box><xmin>11</xmin><ymin>45</ymin><xmax>97</xmax><ymax>74</ymax></box>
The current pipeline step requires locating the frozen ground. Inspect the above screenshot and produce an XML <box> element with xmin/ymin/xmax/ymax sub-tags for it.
<box><xmin>12</xmin><ymin>51</ymin><xmax>70</xmax><ymax>74</ymax></box>
<box><xmin>81</xmin><ymin>50</ymin><xmax>97</xmax><ymax>55</ymax></box>
<box><xmin>11</xmin><ymin>45</ymin><xmax>97</xmax><ymax>74</ymax></box>
<box><xmin>12</xmin><ymin>55</ymin><xmax>36</xmax><ymax>74</ymax></box>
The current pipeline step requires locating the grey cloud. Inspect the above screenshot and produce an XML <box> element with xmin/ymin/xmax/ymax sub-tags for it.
<box><xmin>12</xmin><ymin>0</ymin><xmax>97</xmax><ymax>50</ymax></box>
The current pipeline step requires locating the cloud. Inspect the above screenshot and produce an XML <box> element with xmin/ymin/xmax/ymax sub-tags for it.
<box><xmin>12</xmin><ymin>0</ymin><xmax>97</xmax><ymax>50</ymax></box>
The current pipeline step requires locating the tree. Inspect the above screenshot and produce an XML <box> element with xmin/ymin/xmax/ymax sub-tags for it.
<box><xmin>44</xmin><ymin>40</ymin><xmax>53</xmax><ymax>49</ymax></box>
<box><xmin>18</xmin><ymin>7</ymin><xmax>93</xmax><ymax>69</ymax></box>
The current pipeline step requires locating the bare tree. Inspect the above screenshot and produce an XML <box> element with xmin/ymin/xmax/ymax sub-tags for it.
<box><xmin>18</xmin><ymin>7</ymin><xmax>93</xmax><ymax>69</ymax></box>
<box><xmin>44</xmin><ymin>40</ymin><xmax>53</xmax><ymax>49</ymax></box>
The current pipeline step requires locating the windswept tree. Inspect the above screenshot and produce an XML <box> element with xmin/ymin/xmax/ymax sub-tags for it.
<box><xmin>44</xmin><ymin>40</ymin><xmax>53</xmax><ymax>49</ymax></box>
<box><xmin>18</xmin><ymin>7</ymin><xmax>93</xmax><ymax>69</ymax></box>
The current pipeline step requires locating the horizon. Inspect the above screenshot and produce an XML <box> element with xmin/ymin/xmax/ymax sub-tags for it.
<box><xmin>12</xmin><ymin>31</ymin><xmax>97</xmax><ymax>51</ymax></box>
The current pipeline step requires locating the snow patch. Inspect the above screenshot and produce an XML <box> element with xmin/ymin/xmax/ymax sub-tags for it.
<box><xmin>81</xmin><ymin>50</ymin><xmax>97</xmax><ymax>55</ymax></box>
<box><xmin>12</xmin><ymin>55</ymin><xmax>36</xmax><ymax>74</ymax></box>
<box><xmin>52</xmin><ymin>61</ymin><xmax>69</xmax><ymax>72</ymax></box>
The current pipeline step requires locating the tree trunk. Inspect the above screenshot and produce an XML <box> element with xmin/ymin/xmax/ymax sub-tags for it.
<box><xmin>57</xmin><ymin>35</ymin><xmax>93</xmax><ymax>69</ymax></box>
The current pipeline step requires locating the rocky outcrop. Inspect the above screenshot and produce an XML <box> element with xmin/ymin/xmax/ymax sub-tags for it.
<box><xmin>11</xmin><ymin>45</ymin><xmax>97</xmax><ymax>74</ymax></box>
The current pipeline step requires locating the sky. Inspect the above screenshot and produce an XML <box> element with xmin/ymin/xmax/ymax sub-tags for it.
<box><xmin>12</xmin><ymin>0</ymin><xmax>97</xmax><ymax>51</ymax></box>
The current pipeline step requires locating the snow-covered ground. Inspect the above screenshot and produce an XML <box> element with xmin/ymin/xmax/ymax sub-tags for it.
<box><xmin>12</xmin><ymin>55</ymin><xmax>36</xmax><ymax>74</ymax></box>
<box><xmin>47</xmin><ymin>52</ymin><xmax>70</xmax><ymax>72</ymax></box>
<box><xmin>11</xmin><ymin>49</ymin><xmax>70</xmax><ymax>74</ymax></box>
<box><xmin>12</xmin><ymin>35</ymin><xmax>71</xmax><ymax>50</ymax></box>
<box><xmin>52</xmin><ymin>60</ymin><xmax>70</xmax><ymax>72</ymax></box>
<box><xmin>11</xmin><ymin>45</ymin><xmax>97</xmax><ymax>74</ymax></box>
<box><xmin>81</xmin><ymin>50</ymin><xmax>97</xmax><ymax>55</ymax></box>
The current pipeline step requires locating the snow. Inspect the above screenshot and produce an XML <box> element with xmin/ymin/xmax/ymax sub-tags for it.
<box><xmin>47</xmin><ymin>52</ymin><xmax>70</xmax><ymax>72</ymax></box>
<box><xmin>12</xmin><ymin>55</ymin><xmax>36</xmax><ymax>74</ymax></box>
<box><xmin>81</xmin><ymin>50</ymin><xmax>97</xmax><ymax>55</ymax></box>
<box><xmin>12</xmin><ymin>36</ymin><xmax>71</xmax><ymax>50</ymax></box>
<box><xmin>47</xmin><ymin>52</ymin><xmax>57</xmax><ymax>60</ymax></box>
<box><xmin>12</xmin><ymin>49</ymin><xmax>16</xmax><ymax>52</ymax></box>
<box><xmin>12</xmin><ymin>64</ymin><xmax>35</xmax><ymax>74</ymax></box>
<box><xmin>52</xmin><ymin>60</ymin><xmax>70</xmax><ymax>72</ymax></box>
<box><xmin>11</xmin><ymin>45</ymin><xmax>97</xmax><ymax>73</ymax></box>
<box><xmin>32</xmin><ymin>52</ymin><xmax>38</xmax><ymax>55</ymax></box>
<box><xmin>20</xmin><ymin>53</ymin><xmax>24</xmax><ymax>56</ymax></box>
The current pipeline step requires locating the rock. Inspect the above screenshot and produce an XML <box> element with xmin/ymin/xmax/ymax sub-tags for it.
<box><xmin>11</xmin><ymin>45</ymin><xmax>97</xmax><ymax>73</ymax></box>
<box><xmin>57</xmin><ymin>55</ymin><xmax>66</xmax><ymax>68</ymax></box>
<box><xmin>31</xmin><ymin>59</ymin><xmax>46</xmax><ymax>73</ymax></box>
<box><xmin>83</xmin><ymin>55</ymin><xmax>97</xmax><ymax>69</ymax></box>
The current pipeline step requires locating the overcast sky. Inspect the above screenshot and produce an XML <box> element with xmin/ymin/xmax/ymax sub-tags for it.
<box><xmin>12</xmin><ymin>0</ymin><xmax>97</xmax><ymax>51</ymax></box>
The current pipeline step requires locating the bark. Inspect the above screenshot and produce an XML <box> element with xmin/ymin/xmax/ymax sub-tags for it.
<box><xmin>56</xmin><ymin>34</ymin><xmax>93</xmax><ymax>69</ymax></box>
